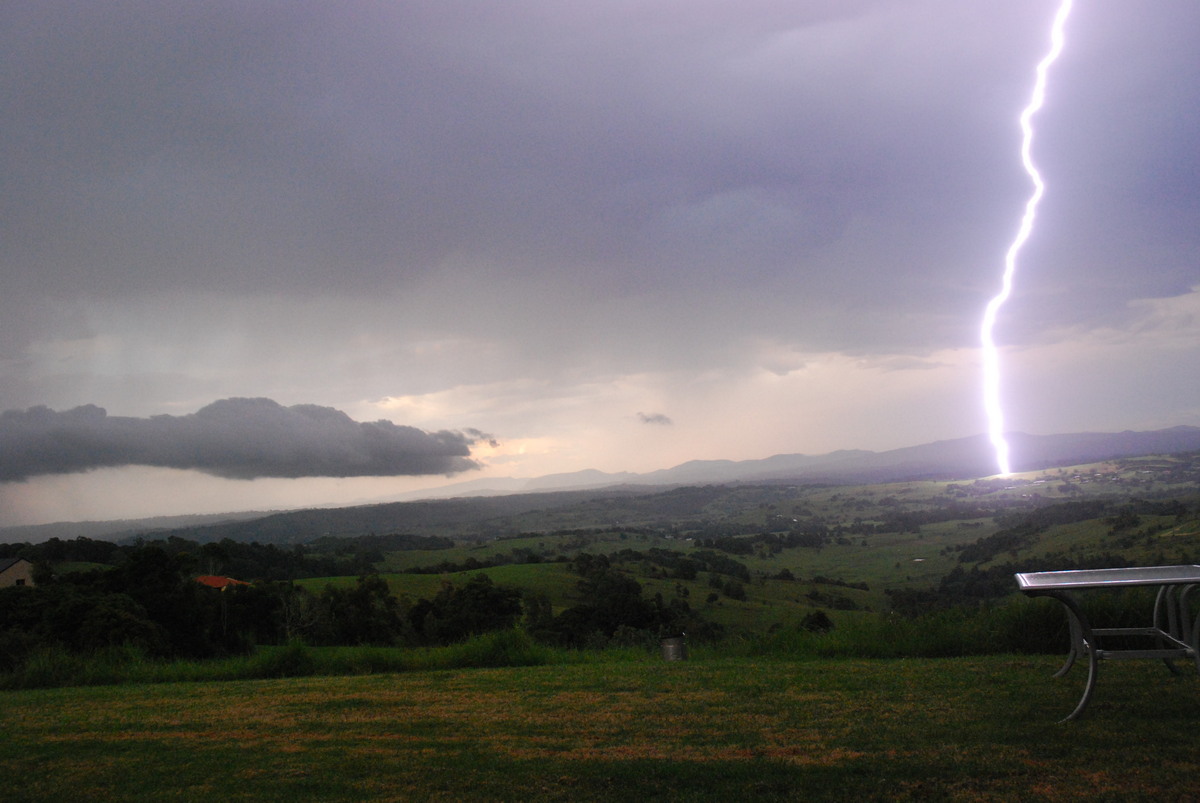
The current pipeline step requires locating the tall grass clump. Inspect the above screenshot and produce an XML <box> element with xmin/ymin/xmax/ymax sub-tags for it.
<box><xmin>247</xmin><ymin>639</ymin><xmax>318</xmax><ymax>678</ymax></box>
<box><xmin>0</xmin><ymin>645</ymin><xmax>149</xmax><ymax>689</ymax></box>
<box><xmin>404</xmin><ymin>628</ymin><xmax>556</xmax><ymax>671</ymax></box>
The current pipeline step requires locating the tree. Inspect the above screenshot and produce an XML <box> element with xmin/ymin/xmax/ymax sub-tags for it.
<box><xmin>278</xmin><ymin>584</ymin><xmax>323</xmax><ymax>643</ymax></box>
<box><xmin>801</xmin><ymin>610</ymin><xmax>834</xmax><ymax>633</ymax></box>
<box><xmin>409</xmin><ymin>574</ymin><xmax>523</xmax><ymax>645</ymax></box>
<box><xmin>318</xmin><ymin>575</ymin><xmax>408</xmax><ymax>646</ymax></box>
<box><xmin>541</xmin><ymin>568</ymin><xmax>659</xmax><ymax>647</ymax></box>
<box><xmin>522</xmin><ymin>591</ymin><xmax>554</xmax><ymax>638</ymax></box>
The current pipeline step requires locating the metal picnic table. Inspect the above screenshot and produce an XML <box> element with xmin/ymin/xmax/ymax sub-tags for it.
<box><xmin>1014</xmin><ymin>565</ymin><xmax>1200</xmax><ymax>721</ymax></box>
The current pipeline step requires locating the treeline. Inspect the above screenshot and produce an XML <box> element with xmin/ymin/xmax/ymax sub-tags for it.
<box><xmin>886</xmin><ymin>498</ymin><xmax>1199</xmax><ymax>616</ymax></box>
<box><xmin>695</xmin><ymin>530</ymin><xmax>828</xmax><ymax>555</ymax></box>
<box><xmin>886</xmin><ymin>552</ymin><xmax>1137</xmax><ymax>617</ymax></box>
<box><xmin>0</xmin><ymin>547</ymin><xmax>531</xmax><ymax>672</ymax></box>
<box><xmin>405</xmin><ymin>547</ymin><xmax>549</xmax><ymax>575</ymax></box>
<box><xmin>953</xmin><ymin>498</ymin><xmax>1196</xmax><ymax>566</ymax></box>
<box><xmin>307</xmin><ymin>532</ymin><xmax>454</xmax><ymax>555</ymax></box>
<box><xmin>567</xmin><ymin>548</ymin><xmax>751</xmax><ymax>584</ymax></box>
<box><xmin>287</xmin><ymin>574</ymin><xmax>524</xmax><ymax>648</ymax></box>
<box><xmin>0</xmin><ymin>545</ymin><xmax>724</xmax><ymax>672</ymax></box>
<box><xmin>0</xmin><ymin>547</ymin><xmax>271</xmax><ymax>669</ymax></box>
<box><xmin>0</xmin><ymin>532</ymin><xmax>453</xmax><ymax>582</ymax></box>
<box><xmin>524</xmin><ymin>556</ymin><xmax>722</xmax><ymax>647</ymax></box>
<box><xmin>407</xmin><ymin>546</ymin><xmax>755</xmax><ymax>588</ymax></box>
<box><xmin>301</xmin><ymin>554</ymin><xmax>726</xmax><ymax>651</ymax></box>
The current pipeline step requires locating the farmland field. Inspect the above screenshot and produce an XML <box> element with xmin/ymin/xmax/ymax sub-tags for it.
<box><xmin>3</xmin><ymin>655</ymin><xmax>1199</xmax><ymax>800</ymax></box>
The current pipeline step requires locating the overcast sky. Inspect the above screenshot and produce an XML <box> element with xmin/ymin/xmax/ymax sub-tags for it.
<box><xmin>2</xmin><ymin>0</ymin><xmax>1199</xmax><ymax>526</ymax></box>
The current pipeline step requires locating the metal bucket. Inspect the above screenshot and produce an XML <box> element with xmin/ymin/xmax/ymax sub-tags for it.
<box><xmin>660</xmin><ymin>636</ymin><xmax>687</xmax><ymax>661</ymax></box>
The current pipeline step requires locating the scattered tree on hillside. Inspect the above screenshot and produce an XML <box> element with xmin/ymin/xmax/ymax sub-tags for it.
<box><xmin>408</xmin><ymin>574</ymin><xmax>523</xmax><ymax>645</ymax></box>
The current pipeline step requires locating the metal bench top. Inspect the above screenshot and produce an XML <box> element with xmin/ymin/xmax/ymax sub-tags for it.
<box><xmin>1015</xmin><ymin>565</ymin><xmax>1200</xmax><ymax>591</ymax></box>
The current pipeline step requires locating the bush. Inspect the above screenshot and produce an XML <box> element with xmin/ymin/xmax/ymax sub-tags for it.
<box><xmin>447</xmin><ymin>629</ymin><xmax>550</xmax><ymax>668</ymax></box>
<box><xmin>251</xmin><ymin>640</ymin><xmax>317</xmax><ymax>678</ymax></box>
<box><xmin>801</xmin><ymin>610</ymin><xmax>833</xmax><ymax>633</ymax></box>
<box><xmin>0</xmin><ymin>628</ymin><xmax>40</xmax><ymax>672</ymax></box>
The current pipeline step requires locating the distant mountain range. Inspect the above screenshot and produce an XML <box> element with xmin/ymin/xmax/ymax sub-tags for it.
<box><xmin>391</xmin><ymin>425</ymin><xmax>1200</xmax><ymax>500</ymax></box>
<box><xmin>3</xmin><ymin>425</ymin><xmax>1199</xmax><ymax>544</ymax></box>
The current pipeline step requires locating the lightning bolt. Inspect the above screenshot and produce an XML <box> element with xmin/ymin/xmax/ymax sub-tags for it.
<box><xmin>981</xmin><ymin>0</ymin><xmax>1074</xmax><ymax>476</ymax></box>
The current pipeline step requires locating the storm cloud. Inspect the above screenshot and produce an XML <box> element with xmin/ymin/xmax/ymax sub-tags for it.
<box><xmin>2</xmin><ymin>2</ymin><xmax>1199</xmax><ymax>526</ymax></box>
<box><xmin>0</xmin><ymin>398</ymin><xmax>483</xmax><ymax>481</ymax></box>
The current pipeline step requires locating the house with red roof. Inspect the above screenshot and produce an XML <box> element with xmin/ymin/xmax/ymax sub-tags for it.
<box><xmin>195</xmin><ymin>575</ymin><xmax>250</xmax><ymax>590</ymax></box>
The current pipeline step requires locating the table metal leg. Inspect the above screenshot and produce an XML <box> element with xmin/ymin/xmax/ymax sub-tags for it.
<box><xmin>1179</xmin><ymin>585</ymin><xmax>1198</xmax><ymax>671</ymax></box>
<box><xmin>1193</xmin><ymin>613</ymin><xmax>1200</xmax><ymax>674</ymax></box>
<box><xmin>1154</xmin><ymin>586</ymin><xmax>1182</xmax><ymax>676</ymax></box>
<box><xmin>1187</xmin><ymin>585</ymin><xmax>1200</xmax><ymax>674</ymax></box>
<box><xmin>1053</xmin><ymin>608</ymin><xmax>1080</xmax><ymax>678</ymax></box>
<box><xmin>1033</xmin><ymin>590</ymin><xmax>1099</xmax><ymax>722</ymax></box>
<box><xmin>1067</xmin><ymin>638</ymin><xmax>1100</xmax><ymax>723</ymax></box>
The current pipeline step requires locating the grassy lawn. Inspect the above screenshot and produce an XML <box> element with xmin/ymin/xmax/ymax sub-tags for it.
<box><xmin>4</xmin><ymin>655</ymin><xmax>1199</xmax><ymax>800</ymax></box>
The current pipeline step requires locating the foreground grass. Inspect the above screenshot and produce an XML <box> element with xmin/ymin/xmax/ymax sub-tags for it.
<box><xmin>3</xmin><ymin>655</ymin><xmax>1199</xmax><ymax>800</ymax></box>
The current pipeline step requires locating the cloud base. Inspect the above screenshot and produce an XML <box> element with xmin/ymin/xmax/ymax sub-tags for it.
<box><xmin>0</xmin><ymin>398</ymin><xmax>484</xmax><ymax>482</ymax></box>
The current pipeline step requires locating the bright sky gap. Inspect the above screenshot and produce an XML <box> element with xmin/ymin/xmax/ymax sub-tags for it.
<box><xmin>981</xmin><ymin>0</ymin><xmax>1075</xmax><ymax>477</ymax></box>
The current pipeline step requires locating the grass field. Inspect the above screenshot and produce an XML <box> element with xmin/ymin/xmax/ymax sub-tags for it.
<box><xmin>4</xmin><ymin>655</ymin><xmax>1199</xmax><ymax>800</ymax></box>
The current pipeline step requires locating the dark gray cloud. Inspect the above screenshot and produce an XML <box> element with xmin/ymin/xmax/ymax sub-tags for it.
<box><xmin>6</xmin><ymin>0</ymin><xmax>1195</xmax><ymax>354</ymax></box>
<box><xmin>0</xmin><ymin>398</ymin><xmax>482</xmax><ymax>481</ymax></box>
<box><xmin>638</xmin><ymin>412</ymin><xmax>673</xmax><ymax>426</ymax></box>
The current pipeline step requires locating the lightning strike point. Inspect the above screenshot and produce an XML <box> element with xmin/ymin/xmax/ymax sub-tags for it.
<box><xmin>981</xmin><ymin>0</ymin><xmax>1074</xmax><ymax>477</ymax></box>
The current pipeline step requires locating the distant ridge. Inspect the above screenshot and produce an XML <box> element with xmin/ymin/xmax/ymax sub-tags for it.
<box><xmin>0</xmin><ymin>510</ymin><xmax>275</xmax><ymax>546</ymax></box>
<box><xmin>396</xmin><ymin>425</ymin><xmax>1200</xmax><ymax>497</ymax></box>
<box><xmin>3</xmin><ymin>425</ymin><xmax>1198</xmax><ymax>544</ymax></box>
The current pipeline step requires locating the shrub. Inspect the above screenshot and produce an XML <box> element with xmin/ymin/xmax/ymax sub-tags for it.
<box><xmin>251</xmin><ymin>640</ymin><xmax>316</xmax><ymax>678</ymax></box>
<box><xmin>405</xmin><ymin>629</ymin><xmax>554</xmax><ymax>671</ymax></box>
<box><xmin>441</xmin><ymin>629</ymin><xmax>551</xmax><ymax>669</ymax></box>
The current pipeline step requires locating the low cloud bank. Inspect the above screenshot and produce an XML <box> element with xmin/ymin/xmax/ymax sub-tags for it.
<box><xmin>0</xmin><ymin>398</ymin><xmax>486</xmax><ymax>481</ymax></box>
